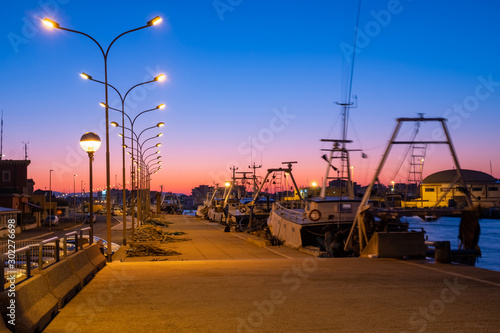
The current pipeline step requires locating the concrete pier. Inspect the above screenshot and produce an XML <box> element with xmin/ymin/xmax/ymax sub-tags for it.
<box><xmin>45</xmin><ymin>215</ymin><xmax>500</xmax><ymax>332</ymax></box>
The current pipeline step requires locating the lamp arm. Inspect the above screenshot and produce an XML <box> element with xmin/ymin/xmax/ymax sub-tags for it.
<box><xmin>123</xmin><ymin>80</ymin><xmax>155</xmax><ymax>101</ymax></box>
<box><xmin>137</xmin><ymin>125</ymin><xmax>157</xmax><ymax>142</ymax></box>
<box><xmin>57</xmin><ymin>27</ymin><xmax>106</xmax><ymax>58</ymax></box>
<box><xmin>105</xmin><ymin>25</ymin><xmax>149</xmax><ymax>58</ymax></box>
<box><xmin>132</xmin><ymin>107</ymin><xmax>158</xmax><ymax>125</ymax></box>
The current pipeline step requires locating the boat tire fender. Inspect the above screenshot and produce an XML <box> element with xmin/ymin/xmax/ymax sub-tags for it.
<box><xmin>309</xmin><ymin>209</ymin><xmax>321</xmax><ymax>222</ymax></box>
<box><xmin>239</xmin><ymin>206</ymin><xmax>247</xmax><ymax>214</ymax></box>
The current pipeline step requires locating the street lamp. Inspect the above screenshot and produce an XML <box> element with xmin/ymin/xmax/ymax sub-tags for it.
<box><xmin>43</xmin><ymin>16</ymin><xmax>162</xmax><ymax>262</ymax></box>
<box><xmin>130</xmin><ymin>131</ymin><xmax>164</xmax><ymax>226</ymax></box>
<box><xmin>82</xmin><ymin>74</ymin><xmax>165</xmax><ymax>246</ymax></box>
<box><xmin>144</xmin><ymin>161</ymin><xmax>162</xmax><ymax>216</ymax></box>
<box><xmin>73</xmin><ymin>174</ymin><xmax>77</xmax><ymax>224</ymax></box>
<box><xmin>108</xmin><ymin>106</ymin><xmax>164</xmax><ymax>234</ymax></box>
<box><xmin>111</xmin><ymin>123</ymin><xmax>164</xmax><ymax>240</ymax></box>
<box><xmin>49</xmin><ymin>169</ymin><xmax>54</xmax><ymax>230</ymax></box>
<box><xmin>80</xmin><ymin>132</ymin><xmax>101</xmax><ymax>243</ymax></box>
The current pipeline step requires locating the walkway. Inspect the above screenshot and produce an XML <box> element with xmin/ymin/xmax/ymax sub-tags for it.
<box><xmin>44</xmin><ymin>215</ymin><xmax>500</xmax><ymax>332</ymax></box>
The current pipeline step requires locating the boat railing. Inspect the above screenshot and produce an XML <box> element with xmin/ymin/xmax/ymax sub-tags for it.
<box><xmin>273</xmin><ymin>202</ymin><xmax>306</xmax><ymax>223</ymax></box>
<box><xmin>276</xmin><ymin>200</ymin><xmax>305</xmax><ymax>210</ymax></box>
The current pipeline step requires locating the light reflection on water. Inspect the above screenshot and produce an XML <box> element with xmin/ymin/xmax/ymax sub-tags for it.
<box><xmin>403</xmin><ymin>216</ymin><xmax>500</xmax><ymax>272</ymax></box>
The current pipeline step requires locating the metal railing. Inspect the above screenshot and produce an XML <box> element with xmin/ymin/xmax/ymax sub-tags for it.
<box><xmin>273</xmin><ymin>202</ymin><xmax>306</xmax><ymax>223</ymax></box>
<box><xmin>62</xmin><ymin>232</ymin><xmax>78</xmax><ymax>259</ymax></box>
<box><xmin>37</xmin><ymin>236</ymin><xmax>60</xmax><ymax>270</ymax></box>
<box><xmin>0</xmin><ymin>240</ymin><xmax>40</xmax><ymax>254</ymax></box>
<box><xmin>1</xmin><ymin>245</ymin><xmax>33</xmax><ymax>291</ymax></box>
<box><xmin>1</xmin><ymin>229</ymin><xmax>94</xmax><ymax>291</ymax></box>
<box><xmin>81</xmin><ymin>227</ymin><xmax>93</xmax><ymax>247</ymax></box>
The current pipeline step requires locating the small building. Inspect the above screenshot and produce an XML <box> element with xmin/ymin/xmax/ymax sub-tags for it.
<box><xmin>31</xmin><ymin>193</ymin><xmax>57</xmax><ymax>219</ymax></box>
<box><xmin>416</xmin><ymin>169</ymin><xmax>499</xmax><ymax>208</ymax></box>
<box><xmin>0</xmin><ymin>207</ymin><xmax>21</xmax><ymax>236</ymax></box>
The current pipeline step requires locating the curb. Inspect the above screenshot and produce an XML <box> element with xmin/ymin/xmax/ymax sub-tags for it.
<box><xmin>246</xmin><ymin>237</ymin><xmax>268</xmax><ymax>248</ymax></box>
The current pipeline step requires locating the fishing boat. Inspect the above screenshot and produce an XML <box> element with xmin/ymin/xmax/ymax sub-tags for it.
<box><xmin>263</xmin><ymin>2</ymin><xmax>377</xmax><ymax>255</ymax></box>
<box><xmin>196</xmin><ymin>186</ymin><xmax>227</xmax><ymax>222</ymax></box>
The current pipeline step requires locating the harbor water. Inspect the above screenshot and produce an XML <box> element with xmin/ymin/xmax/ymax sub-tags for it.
<box><xmin>405</xmin><ymin>216</ymin><xmax>500</xmax><ymax>272</ymax></box>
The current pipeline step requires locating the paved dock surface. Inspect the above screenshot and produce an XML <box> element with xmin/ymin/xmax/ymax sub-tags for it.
<box><xmin>45</xmin><ymin>215</ymin><xmax>500</xmax><ymax>332</ymax></box>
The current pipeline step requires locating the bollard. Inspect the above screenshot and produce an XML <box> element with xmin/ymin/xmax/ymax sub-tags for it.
<box><xmin>435</xmin><ymin>241</ymin><xmax>451</xmax><ymax>264</ymax></box>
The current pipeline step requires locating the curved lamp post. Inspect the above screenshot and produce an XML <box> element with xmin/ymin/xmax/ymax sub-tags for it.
<box><xmin>82</xmin><ymin>74</ymin><xmax>165</xmax><ymax>245</ymax></box>
<box><xmin>73</xmin><ymin>174</ymin><xmax>77</xmax><ymax>224</ymax></box>
<box><xmin>80</xmin><ymin>132</ymin><xmax>101</xmax><ymax>242</ymax></box>
<box><xmin>136</xmin><ymin>132</ymin><xmax>164</xmax><ymax>216</ymax></box>
<box><xmin>49</xmin><ymin>169</ymin><xmax>54</xmax><ymax>230</ymax></box>
<box><xmin>43</xmin><ymin>15</ymin><xmax>162</xmax><ymax>262</ymax></box>
<box><xmin>111</xmin><ymin>121</ymin><xmax>163</xmax><ymax>238</ymax></box>
<box><xmin>130</xmin><ymin>135</ymin><xmax>163</xmax><ymax>225</ymax></box>
<box><xmin>106</xmin><ymin>104</ymin><xmax>164</xmax><ymax>238</ymax></box>
<box><xmin>145</xmin><ymin>162</ymin><xmax>162</xmax><ymax>216</ymax></box>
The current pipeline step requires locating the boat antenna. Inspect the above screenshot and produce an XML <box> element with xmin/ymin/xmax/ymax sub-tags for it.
<box><xmin>321</xmin><ymin>0</ymin><xmax>362</xmax><ymax>199</ymax></box>
<box><xmin>249</xmin><ymin>162</ymin><xmax>262</xmax><ymax>193</ymax></box>
<box><xmin>23</xmin><ymin>141</ymin><xmax>29</xmax><ymax>160</ymax></box>
<box><xmin>342</xmin><ymin>0</ymin><xmax>361</xmax><ymax>142</ymax></box>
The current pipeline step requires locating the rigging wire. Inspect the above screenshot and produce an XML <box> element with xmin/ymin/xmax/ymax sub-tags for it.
<box><xmin>361</xmin><ymin>125</ymin><xmax>414</xmax><ymax>151</ymax></box>
<box><xmin>389</xmin><ymin>123</ymin><xmax>421</xmax><ymax>182</ymax></box>
<box><xmin>348</xmin><ymin>116</ymin><xmax>363</xmax><ymax>151</ymax></box>
<box><xmin>342</xmin><ymin>0</ymin><xmax>362</xmax><ymax>142</ymax></box>
<box><xmin>322</xmin><ymin>112</ymin><xmax>342</xmax><ymax>149</ymax></box>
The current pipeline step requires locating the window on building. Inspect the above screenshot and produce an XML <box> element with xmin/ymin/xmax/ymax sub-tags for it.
<box><xmin>2</xmin><ymin>170</ymin><xmax>10</xmax><ymax>182</ymax></box>
<box><xmin>425</xmin><ymin>188</ymin><xmax>435</xmax><ymax>192</ymax></box>
<box><xmin>488</xmin><ymin>187</ymin><xmax>499</xmax><ymax>191</ymax></box>
<box><xmin>440</xmin><ymin>188</ymin><xmax>450</xmax><ymax>192</ymax></box>
<box><xmin>472</xmin><ymin>187</ymin><xmax>482</xmax><ymax>192</ymax></box>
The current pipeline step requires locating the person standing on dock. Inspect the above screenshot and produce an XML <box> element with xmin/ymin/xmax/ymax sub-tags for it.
<box><xmin>458</xmin><ymin>207</ymin><xmax>481</xmax><ymax>257</ymax></box>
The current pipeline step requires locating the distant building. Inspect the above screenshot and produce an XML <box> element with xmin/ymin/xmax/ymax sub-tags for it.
<box><xmin>31</xmin><ymin>191</ymin><xmax>56</xmax><ymax>219</ymax></box>
<box><xmin>415</xmin><ymin>169</ymin><xmax>499</xmax><ymax>208</ymax></box>
<box><xmin>0</xmin><ymin>159</ymin><xmax>31</xmax><ymax>194</ymax></box>
<box><xmin>191</xmin><ymin>185</ymin><xmax>214</xmax><ymax>206</ymax></box>
<box><xmin>0</xmin><ymin>159</ymin><xmax>40</xmax><ymax>228</ymax></box>
<box><xmin>179</xmin><ymin>194</ymin><xmax>194</xmax><ymax>209</ymax></box>
<box><xmin>327</xmin><ymin>179</ymin><xmax>360</xmax><ymax>197</ymax></box>
<box><xmin>0</xmin><ymin>159</ymin><xmax>32</xmax><ymax>213</ymax></box>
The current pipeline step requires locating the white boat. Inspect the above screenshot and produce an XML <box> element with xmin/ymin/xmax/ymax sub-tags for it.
<box><xmin>196</xmin><ymin>187</ymin><xmax>226</xmax><ymax>221</ymax></box>
<box><xmin>267</xmin><ymin>197</ymin><xmax>364</xmax><ymax>250</ymax></box>
<box><xmin>263</xmin><ymin>4</ymin><xmax>409</xmax><ymax>255</ymax></box>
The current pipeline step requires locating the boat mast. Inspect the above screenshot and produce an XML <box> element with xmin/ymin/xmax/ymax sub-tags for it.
<box><xmin>249</xmin><ymin>162</ymin><xmax>262</xmax><ymax>193</ymax></box>
<box><xmin>320</xmin><ymin>0</ymin><xmax>361</xmax><ymax>199</ymax></box>
<box><xmin>0</xmin><ymin>110</ymin><xmax>3</xmax><ymax>160</ymax></box>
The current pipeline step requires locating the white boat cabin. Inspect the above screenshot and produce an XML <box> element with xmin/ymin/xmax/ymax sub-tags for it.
<box><xmin>304</xmin><ymin>196</ymin><xmax>363</xmax><ymax>223</ymax></box>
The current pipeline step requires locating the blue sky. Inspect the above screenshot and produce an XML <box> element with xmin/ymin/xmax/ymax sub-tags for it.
<box><xmin>1</xmin><ymin>0</ymin><xmax>499</xmax><ymax>194</ymax></box>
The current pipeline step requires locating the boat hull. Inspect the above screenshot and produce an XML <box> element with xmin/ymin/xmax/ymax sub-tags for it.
<box><xmin>267</xmin><ymin>209</ymin><xmax>354</xmax><ymax>249</ymax></box>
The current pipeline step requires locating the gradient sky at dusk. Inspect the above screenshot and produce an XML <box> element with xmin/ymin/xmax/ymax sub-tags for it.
<box><xmin>1</xmin><ymin>0</ymin><xmax>499</xmax><ymax>195</ymax></box>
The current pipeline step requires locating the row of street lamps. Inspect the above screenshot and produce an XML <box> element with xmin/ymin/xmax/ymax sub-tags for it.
<box><xmin>43</xmin><ymin>16</ymin><xmax>164</xmax><ymax>261</ymax></box>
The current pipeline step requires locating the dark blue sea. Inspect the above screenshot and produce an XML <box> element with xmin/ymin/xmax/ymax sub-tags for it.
<box><xmin>403</xmin><ymin>216</ymin><xmax>500</xmax><ymax>272</ymax></box>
